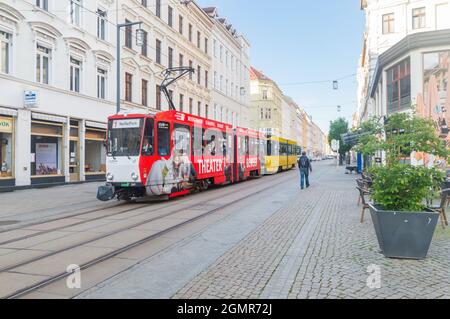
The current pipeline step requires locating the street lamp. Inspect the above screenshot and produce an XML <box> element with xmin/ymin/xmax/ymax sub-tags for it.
<box><xmin>116</xmin><ymin>21</ymin><xmax>144</xmax><ymax>114</ymax></box>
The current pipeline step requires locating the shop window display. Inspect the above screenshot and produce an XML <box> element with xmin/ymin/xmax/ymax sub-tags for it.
<box><xmin>0</xmin><ymin>117</ymin><xmax>13</xmax><ymax>178</ymax></box>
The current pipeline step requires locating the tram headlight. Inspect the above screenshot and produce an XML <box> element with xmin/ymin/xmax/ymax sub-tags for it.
<box><xmin>106</xmin><ymin>173</ymin><xmax>114</xmax><ymax>181</ymax></box>
<box><xmin>131</xmin><ymin>172</ymin><xmax>139</xmax><ymax>181</ymax></box>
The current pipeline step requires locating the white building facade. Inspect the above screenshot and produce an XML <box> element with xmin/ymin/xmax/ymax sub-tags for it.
<box><xmin>203</xmin><ymin>7</ymin><xmax>250</xmax><ymax>128</ymax></box>
<box><xmin>118</xmin><ymin>0</ymin><xmax>212</xmax><ymax>117</ymax></box>
<box><xmin>0</xmin><ymin>0</ymin><xmax>119</xmax><ymax>189</ymax></box>
<box><xmin>357</xmin><ymin>0</ymin><xmax>450</xmax><ymax>123</ymax></box>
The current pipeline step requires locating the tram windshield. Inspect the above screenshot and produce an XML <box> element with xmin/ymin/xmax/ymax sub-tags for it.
<box><xmin>107</xmin><ymin>118</ymin><xmax>144</xmax><ymax>157</ymax></box>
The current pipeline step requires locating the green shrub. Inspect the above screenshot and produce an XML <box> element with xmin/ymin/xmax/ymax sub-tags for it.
<box><xmin>369</xmin><ymin>164</ymin><xmax>444</xmax><ymax>211</ymax></box>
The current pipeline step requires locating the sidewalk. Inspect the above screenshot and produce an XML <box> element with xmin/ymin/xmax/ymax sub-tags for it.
<box><xmin>173</xmin><ymin>162</ymin><xmax>450</xmax><ymax>299</ymax></box>
<box><xmin>0</xmin><ymin>182</ymin><xmax>115</xmax><ymax>231</ymax></box>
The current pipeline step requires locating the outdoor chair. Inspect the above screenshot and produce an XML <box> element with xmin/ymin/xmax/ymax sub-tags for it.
<box><xmin>428</xmin><ymin>188</ymin><xmax>450</xmax><ymax>229</ymax></box>
<box><xmin>356</xmin><ymin>178</ymin><xmax>371</xmax><ymax>223</ymax></box>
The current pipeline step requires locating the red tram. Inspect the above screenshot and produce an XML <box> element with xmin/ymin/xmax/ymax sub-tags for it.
<box><xmin>97</xmin><ymin>110</ymin><xmax>266</xmax><ymax>201</ymax></box>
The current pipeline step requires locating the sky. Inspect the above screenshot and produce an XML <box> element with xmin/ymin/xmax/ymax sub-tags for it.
<box><xmin>197</xmin><ymin>0</ymin><xmax>365</xmax><ymax>134</ymax></box>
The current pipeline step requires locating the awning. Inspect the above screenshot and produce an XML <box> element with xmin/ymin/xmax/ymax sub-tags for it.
<box><xmin>32</xmin><ymin>113</ymin><xmax>67</xmax><ymax>124</ymax></box>
<box><xmin>0</xmin><ymin>107</ymin><xmax>18</xmax><ymax>117</ymax></box>
<box><xmin>85</xmin><ymin>121</ymin><xmax>107</xmax><ymax>129</ymax></box>
<box><xmin>341</xmin><ymin>131</ymin><xmax>370</xmax><ymax>147</ymax></box>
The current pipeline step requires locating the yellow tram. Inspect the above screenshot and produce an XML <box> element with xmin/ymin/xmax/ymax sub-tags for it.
<box><xmin>264</xmin><ymin>136</ymin><xmax>301</xmax><ymax>175</ymax></box>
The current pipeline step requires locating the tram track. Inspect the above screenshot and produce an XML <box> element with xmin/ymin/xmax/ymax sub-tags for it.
<box><xmin>0</xmin><ymin>173</ymin><xmax>282</xmax><ymax>246</ymax></box>
<box><xmin>2</xmin><ymin>171</ymin><xmax>296</xmax><ymax>299</ymax></box>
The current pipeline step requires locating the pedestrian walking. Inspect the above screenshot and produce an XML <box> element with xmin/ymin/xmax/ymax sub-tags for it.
<box><xmin>298</xmin><ymin>151</ymin><xmax>312</xmax><ymax>190</ymax></box>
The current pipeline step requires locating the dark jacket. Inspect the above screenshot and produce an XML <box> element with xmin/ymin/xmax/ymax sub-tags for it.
<box><xmin>298</xmin><ymin>155</ymin><xmax>312</xmax><ymax>173</ymax></box>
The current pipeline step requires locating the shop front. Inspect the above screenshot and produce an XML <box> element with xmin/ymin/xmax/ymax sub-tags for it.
<box><xmin>30</xmin><ymin>119</ymin><xmax>65</xmax><ymax>186</ymax></box>
<box><xmin>84</xmin><ymin>122</ymin><xmax>107</xmax><ymax>181</ymax></box>
<box><xmin>0</xmin><ymin>116</ymin><xmax>14</xmax><ymax>187</ymax></box>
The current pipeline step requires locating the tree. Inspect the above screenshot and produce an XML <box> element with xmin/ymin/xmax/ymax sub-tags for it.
<box><xmin>328</xmin><ymin>118</ymin><xmax>351</xmax><ymax>165</ymax></box>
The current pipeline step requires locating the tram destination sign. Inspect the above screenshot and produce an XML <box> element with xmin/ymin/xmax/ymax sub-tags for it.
<box><xmin>112</xmin><ymin>119</ymin><xmax>141</xmax><ymax>129</ymax></box>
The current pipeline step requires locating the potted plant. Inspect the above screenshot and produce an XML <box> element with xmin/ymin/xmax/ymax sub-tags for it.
<box><xmin>356</xmin><ymin>111</ymin><xmax>449</xmax><ymax>259</ymax></box>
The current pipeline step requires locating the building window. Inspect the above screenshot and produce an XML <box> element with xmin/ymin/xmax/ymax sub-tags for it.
<box><xmin>205</xmin><ymin>104</ymin><xmax>209</xmax><ymax>119</ymax></box>
<box><xmin>226</xmin><ymin>51</ymin><xmax>229</xmax><ymax>66</ymax></box>
<box><xmin>189</xmin><ymin>98</ymin><xmax>193</xmax><ymax>114</ymax></box>
<box><xmin>70</xmin><ymin>0</ymin><xmax>82</xmax><ymax>27</ymax></box>
<box><xmin>220</xmin><ymin>45</ymin><xmax>223</xmax><ymax>62</ymax></box>
<box><xmin>197</xmin><ymin>65</ymin><xmax>201</xmax><ymax>85</ymax></box>
<box><xmin>387</xmin><ymin>58</ymin><xmax>411</xmax><ymax>114</ymax></box>
<box><xmin>0</xmin><ymin>31</ymin><xmax>11</xmax><ymax>74</ymax></box>
<box><xmin>179</xmin><ymin>53</ymin><xmax>184</xmax><ymax>67</ymax></box>
<box><xmin>382</xmin><ymin>13</ymin><xmax>395</xmax><ymax>34</ymax></box>
<box><xmin>168</xmin><ymin>6</ymin><xmax>173</xmax><ymax>27</ymax></box>
<box><xmin>198</xmin><ymin>101</ymin><xmax>201</xmax><ymax>116</ymax></box>
<box><xmin>205</xmin><ymin>70</ymin><xmax>208</xmax><ymax>88</ymax></box>
<box><xmin>197</xmin><ymin>31</ymin><xmax>201</xmax><ymax>49</ymax></box>
<box><xmin>220</xmin><ymin>75</ymin><xmax>223</xmax><ymax>91</ymax></box>
<box><xmin>156</xmin><ymin>39</ymin><xmax>161</xmax><ymax>64</ymax></box>
<box><xmin>70</xmin><ymin>57</ymin><xmax>81</xmax><ymax>92</ymax></box>
<box><xmin>213</xmin><ymin>40</ymin><xmax>217</xmax><ymax>57</ymax></box>
<box><xmin>179</xmin><ymin>94</ymin><xmax>184</xmax><ymax>112</ymax></box>
<box><xmin>141</xmin><ymin>30</ymin><xmax>148</xmax><ymax>56</ymax></box>
<box><xmin>125</xmin><ymin>72</ymin><xmax>132</xmax><ymax>102</ymax></box>
<box><xmin>205</xmin><ymin>38</ymin><xmax>208</xmax><ymax>55</ymax></box>
<box><xmin>179</xmin><ymin>15</ymin><xmax>183</xmax><ymax>34</ymax></box>
<box><xmin>260</xmin><ymin>108</ymin><xmax>264</xmax><ymax>120</ymax></box>
<box><xmin>125</xmin><ymin>19</ymin><xmax>132</xmax><ymax>49</ymax></box>
<box><xmin>412</xmin><ymin>7</ymin><xmax>426</xmax><ymax>29</ymax></box>
<box><xmin>36</xmin><ymin>0</ymin><xmax>48</xmax><ymax>11</ymax></box>
<box><xmin>262</xmin><ymin>89</ymin><xmax>268</xmax><ymax>100</ymax></box>
<box><xmin>423</xmin><ymin>51</ymin><xmax>450</xmax><ymax>138</ymax></box>
<box><xmin>213</xmin><ymin>72</ymin><xmax>217</xmax><ymax>89</ymax></box>
<box><xmin>31</xmin><ymin>121</ymin><xmax>63</xmax><ymax>177</ymax></box>
<box><xmin>141</xmin><ymin>0</ymin><xmax>147</xmax><ymax>7</ymax></box>
<box><xmin>36</xmin><ymin>44</ymin><xmax>50</xmax><ymax>84</ymax></box>
<box><xmin>155</xmin><ymin>0</ymin><xmax>161</xmax><ymax>18</ymax></box>
<box><xmin>168</xmin><ymin>47</ymin><xmax>173</xmax><ymax>68</ymax></box>
<box><xmin>189</xmin><ymin>60</ymin><xmax>193</xmax><ymax>80</ymax></box>
<box><xmin>156</xmin><ymin>85</ymin><xmax>161</xmax><ymax>110</ymax></box>
<box><xmin>97</xmin><ymin>9</ymin><xmax>107</xmax><ymax>40</ymax></box>
<box><xmin>189</xmin><ymin>24</ymin><xmax>193</xmax><ymax>42</ymax></box>
<box><xmin>142</xmin><ymin>79</ymin><xmax>148</xmax><ymax>106</ymax></box>
<box><xmin>97</xmin><ymin>68</ymin><xmax>107</xmax><ymax>99</ymax></box>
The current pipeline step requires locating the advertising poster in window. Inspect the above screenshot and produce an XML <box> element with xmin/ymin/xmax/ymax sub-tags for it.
<box><xmin>415</xmin><ymin>51</ymin><xmax>450</xmax><ymax>167</ymax></box>
<box><xmin>36</xmin><ymin>143</ymin><xmax>58</xmax><ymax>175</ymax></box>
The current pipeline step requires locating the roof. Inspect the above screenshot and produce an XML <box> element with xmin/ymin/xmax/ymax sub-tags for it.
<box><xmin>202</xmin><ymin>7</ymin><xmax>217</xmax><ymax>17</ymax></box>
<box><xmin>250</xmin><ymin>67</ymin><xmax>273</xmax><ymax>81</ymax></box>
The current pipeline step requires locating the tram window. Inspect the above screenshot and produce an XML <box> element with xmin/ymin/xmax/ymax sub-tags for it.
<box><xmin>245</xmin><ymin>136</ymin><xmax>250</xmax><ymax>156</ymax></box>
<box><xmin>222</xmin><ymin>132</ymin><xmax>227</xmax><ymax>157</ymax></box>
<box><xmin>192</xmin><ymin>126</ymin><xmax>203</xmax><ymax>156</ymax></box>
<box><xmin>157</xmin><ymin>122</ymin><xmax>170</xmax><ymax>157</ymax></box>
<box><xmin>203</xmin><ymin>129</ymin><xmax>219</xmax><ymax>156</ymax></box>
<box><xmin>267</xmin><ymin>140</ymin><xmax>272</xmax><ymax>156</ymax></box>
<box><xmin>280</xmin><ymin>143</ymin><xmax>287</xmax><ymax>156</ymax></box>
<box><xmin>141</xmin><ymin>118</ymin><xmax>154</xmax><ymax>156</ymax></box>
<box><xmin>174</xmin><ymin>124</ymin><xmax>190</xmax><ymax>156</ymax></box>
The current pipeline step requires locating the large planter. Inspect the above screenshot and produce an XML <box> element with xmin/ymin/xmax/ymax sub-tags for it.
<box><xmin>369</xmin><ymin>204</ymin><xmax>439</xmax><ymax>260</ymax></box>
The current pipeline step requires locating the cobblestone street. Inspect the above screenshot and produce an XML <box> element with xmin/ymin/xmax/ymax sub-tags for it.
<box><xmin>173</xmin><ymin>162</ymin><xmax>450</xmax><ymax>299</ymax></box>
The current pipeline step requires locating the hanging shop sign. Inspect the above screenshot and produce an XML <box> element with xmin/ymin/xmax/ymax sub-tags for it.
<box><xmin>0</xmin><ymin>117</ymin><xmax>13</xmax><ymax>133</ymax></box>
